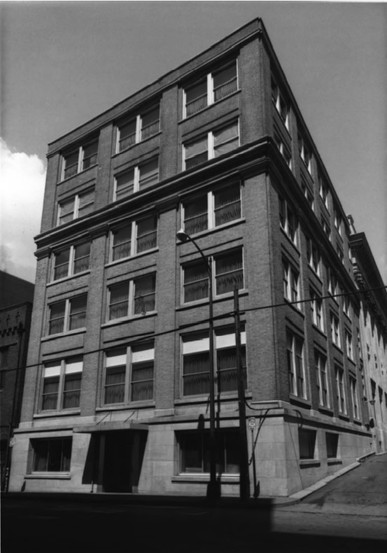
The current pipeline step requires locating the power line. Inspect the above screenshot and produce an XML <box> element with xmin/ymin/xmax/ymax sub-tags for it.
<box><xmin>1</xmin><ymin>283</ymin><xmax>386</xmax><ymax>375</ymax></box>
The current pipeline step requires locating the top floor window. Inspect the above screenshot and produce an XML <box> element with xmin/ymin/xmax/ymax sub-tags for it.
<box><xmin>183</xmin><ymin>60</ymin><xmax>238</xmax><ymax>118</ymax></box>
<box><xmin>61</xmin><ymin>139</ymin><xmax>98</xmax><ymax>181</ymax></box>
<box><xmin>279</xmin><ymin>197</ymin><xmax>298</xmax><ymax>246</ymax></box>
<box><xmin>116</xmin><ymin>104</ymin><xmax>160</xmax><ymax>153</ymax></box>
<box><xmin>271</xmin><ymin>76</ymin><xmax>289</xmax><ymax>129</ymax></box>
<box><xmin>319</xmin><ymin>177</ymin><xmax>329</xmax><ymax>210</ymax></box>
<box><xmin>298</xmin><ymin>133</ymin><xmax>312</xmax><ymax>174</ymax></box>
<box><xmin>183</xmin><ymin>120</ymin><xmax>239</xmax><ymax>171</ymax></box>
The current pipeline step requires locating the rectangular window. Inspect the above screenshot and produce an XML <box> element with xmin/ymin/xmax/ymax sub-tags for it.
<box><xmin>182</xmin><ymin>329</ymin><xmax>246</xmax><ymax>397</ymax></box>
<box><xmin>350</xmin><ymin>376</ymin><xmax>359</xmax><ymax>419</ymax></box>
<box><xmin>335</xmin><ymin>365</ymin><xmax>347</xmax><ymax>414</ymax></box>
<box><xmin>330</xmin><ymin>313</ymin><xmax>341</xmax><ymax>348</ymax></box>
<box><xmin>301</xmin><ymin>180</ymin><xmax>314</xmax><ymax>210</ymax></box>
<box><xmin>53</xmin><ymin>243</ymin><xmax>90</xmax><ymax>281</ymax></box>
<box><xmin>183</xmin><ymin>120</ymin><xmax>239</xmax><ymax>170</ymax></box>
<box><xmin>57</xmin><ymin>188</ymin><xmax>94</xmax><ymax>226</ymax></box>
<box><xmin>183</xmin><ymin>60</ymin><xmax>237</xmax><ymax>118</ymax></box>
<box><xmin>298</xmin><ymin>134</ymin><xmax>312</xmax><ymax>173</ymax></box>
<box><xmin>319</xmin><ymin>177</ymin><xmax>329</xmax><ymax>210</ymax></box>
<box><xmin>283</xmin><ymin>259</ymin><xmax>300</xmax><ymax>306</ymax></box>
<box><xmin>104</xmin><ymin>344</ymin><xmax>154</xmax><ymax>405</ymax></box>
<box><xmin>286</xmin><ymin>330</ymin><xmax>306</xmax><ymax>399</ymax></box>
<box><xmin>107</xmin><ymin>274</ymin><xmax>156</xmax><ymax>321</ymax></box>
<box><xmin>116</xmin><ymin>104</ymin><xmax>160</xmax><ymax>153</ymax></box>
<box><xmin>31</xmin><ymin>438</ymin><xmax>72</xmax><ymax>472</ymax></box>
<box><xmin>298</xmin><ymin>428</ymin><xmax>316</xmax><ymax>460</ymax></box>
<box><xmin>177</xmin><ymin>429</ymin><xmax>239</xmax><ymax>474</ymax></box>
<box><xmin>274</xmin><ymin>131</ymin><xmax>292</xmax><ymax>169</ymax></box>
<box><xmin>48</xmin><ymin>294</ymin><xmax>87</xmax><ymax>335</ymax></box>
<box><xmin>345</xmin><ymin>330</ymin><xmax>353</xmax><ymax>360</ymax></box>
<box><xmin>182</xmin><ymin>183</ymin><xmax>241</xmax><ymax>235</ymax></box>
<box><xmin>111</xmin><ymin>215</ymin><xmax>157</xmax><ymax>261</ymax></box>
<box><xmin>271</xmin><ymin>76</ymin><xmax>289</xmax><ymax>128</ymax></box>
<box><xmin>41</xmin><ymin>358</ymin><xmax>82</xmax><ymax>411</ymax></box>
<box><xmin>321</xmin><ymin>217</ymin><xmax>331</xmax><ymax>240</ymax></box>
<box><xmin>327</xmin><ymin>267</ymin><xmax>338</xmax><ymax>296</ymax></box>
<box><xmin>334</xmin><ymin>209</ymin><xmax>342</xmax><ymax>236</ymax></box>
<box><xmin>326</xmin><ymin>433</ymin><xmax>339</xmax><ymax>458</ymax></box>
<box><xmin>310</xmin><ymin>289</ymin><xmax>324</xmax><ymax>331</ymax></box>
<box><xmin>61</xmin><ymin>138</ymin><xmax>98</xmax><ymax>180</ymax></box>
<box><xmin>315</xmin><ymin>351</ymin><xmax>329</xmax><ymax>408</ymax></box>
<box><xmin>113</xmin><ymin>157</ymin><xmax>159</xmax><ymax>201</ymax></box>
<box><xmin>306</xmin><ymin>238</ymin><xmax>321</xmax><ymax>275</ymax></box>
<box><xmin>279</xmin><ymin>197</ymin><xmax>298</xmax><ymax>245</ymax></box>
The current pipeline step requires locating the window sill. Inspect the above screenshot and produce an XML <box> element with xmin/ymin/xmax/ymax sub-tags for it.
<box><xmin>58</xmin><ymin>164</ymin><xmax>98</xmax><ymax>185</ymax></box>
<box><xmin>299</xmin><ymin>460</ymin><xmax>321</xmax><ymax>468</ymax></box>
<box><xmin>289</xmin><ymin>394</ymin><xmax>311</xmax><ymax>408</ymax></box>
<box><xmin>33</xmin><ymin>410</ymin><xmax>81</xmax><ymax>419</ymax></box>
<box><xmin>96</xmin><ymin>401</ymin><xmax>155</xmax><ymax>412</ymax></box>
<box><xmin>41</xmin><ymin>328</ymin><xmax>86</xmax><ymax>342</ymax></box>
<box><xmin>327</xmin><ymin>459</ymin><xmax>342</xmax><ymax>466</ymax></box>
<box><xmin>307</xmin><ymin>265</ymin><xmax>323</xmax><ymax>284</ymax></box>
<box><xmin>311</xmin><ymin>324</ymin><xmax>326</xmax><ymax>338</ymax></box>
<box><xmin>318</xmin><ymin>406</ymin><xmax>333</xmax><ymax>416</ymax></box>
<box><xmin>111</xmin><ymin>131</ymin><xmax>161</xmax><ymax>158</ymax></box>
<box><xmin>26</xmin><ymin>473</ymin><xmax>71</xmax><ymax>480</ymax></box>
<box><xmin>47</xmin><ymin>270</ymin><xmax>90</xmax><ymax>287</ymax></box>
<box><xmin>175</xmin><ymin>391</ymin><xmax>250</xmax><ymax>406</ymax></box>
<box><xmin>176</xmin><ymin>289</ymin><xmax>248</xmax><ymax>311</ymax></box>
<box><xmin>105</xmin><ymin>248</ymin><xmax>159</xmax><ymax>269</ymax></box>
<box><xmin>332</xmin><ymin>343</ymin><xmax>343</xmax><ymax>355</ymax></box>
<box><xmin>176</xmin><ymin>218</ymin><xmax>245</xmax><ymax>242</ymax></box>
<box><xmin>172</xmin><ymin>474</ymin><xmax>239</xmax><ymax>484</ymax></box>
<box><xmin>101</xmin><ymin>311</ymin><xmax>157</xmax><ymax>328</ymax></box>
<box><xmin>337</xmin><ymin>413</ymin><xmax>350</xmax><ymax>422</ymax></box>
<box><xmin>179</xmin><ymin>89</ymin><xmax>241</xmax><ymax>125</ymax></box>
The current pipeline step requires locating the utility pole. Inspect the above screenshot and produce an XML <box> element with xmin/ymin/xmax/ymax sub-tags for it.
<box><xmin>234</xmin><ymin>289</ymin><xmax>250</xmax><ymax>500</ymax></box>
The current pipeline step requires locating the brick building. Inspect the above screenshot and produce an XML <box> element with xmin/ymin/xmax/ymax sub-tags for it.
<box><xmin>0</xmin><ymin>272</ymin><xmax>34</xmax><ymax>490</ymax></box>
<box><xmin>9</xmin><ymin>19</ymin><xmax>379</xmax><ymax>496</ymax></box>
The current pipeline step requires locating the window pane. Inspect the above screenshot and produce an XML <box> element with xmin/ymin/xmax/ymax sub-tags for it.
<box><xmin>217</xmin><ymin>346</ymin><xmax>246</xmax><ymax>392</ymax></box>
<box><xmin>78</xmin><ymin>189</ymin><xmax>94</xmax><ymax>218</ymax></box>
<box><xmin>33</xmin><ymin>438</ymin><xmax>71</xmax><ymax>472</ymax></box>
<box><xmin>136</xmin><ymin>216</ymin><xmax>157</xmax><ymax>253</ymax></box>
<box><xmin>141</xmin><ymin>106</ymin><xmax>159</xmax><ymax>140</ymax></box>
<box><xmin>63</xmin><ymin>373</ymin><xmax>81</xmax><ymax>409</ymax></box>
<box><xmin>134</xmin><ymin>274</ymin><xmax>155</xmax><ymax>314</ymax></box>
<box><xmin>180</xmin><ymin>433</ymin><xmax>204</xmax><ymax>473</ymax></box>
<box><xmin>213</xmin><ymin>62</ymin><xmax>237</xmax><ymax>101</ymax></box>
<box><xmin>109</xmin><ymin>282</ymin><xmax>129</xmax><ymax>320</ymax></box>
<box><xmin>82</xmin><ymin>140</ymin><xmax>98</xmax><ymax>170</ymax></box>
<box><xmin>105</xmin><ymin>365</ymin><xmax>125</xmax><ymax>404</ymax></box>
<box><xmin>139</xmin><ymin>158</ymin><xmax>159</xmax><ymax>190</ymax></box>
<box><xmin>115</xmin><ymin>170</ymin><xmax>135</xmax><ymax>201</ymax></box>
<box><xmin>59</xmin><ymin>198</ymin><xmax>75</xmax><ymax>225</ymax></box>
<box><xmin>183</xmin><ymin>351</ymin><xmax>210</xmax><ymax>396</ymax></box>
<box><xmin>184</xmin><ymin>196</ymin><xmax>208</xmax><ymax>235</ymax></box>
<box><xmin>298</xmin><ymin>429</ymin><xmax>316</xmax><ymax>459</ymax></box>
<box><xmin>184</xmin><ymin>137</ymin><xmax>208</xmax><ymax>170</ymax></box>
<box><xmin>63</xmin><ymin>151</ymin><xmax>79</xmax><ymax>179</ymax></box>
<box><xmin>214</xmin><ymin>185</ymin><xmax>241</xmax><ymax>226</ymax></box>
<box><xmin>184</xmin><ymin>262</ymin><xmax>209</xmax><ymax>303</ymax></box>
<box><xmin>69</xmin><ymin>295</ymin><xmax>87</xmax><ymax>330</ymax></box>
<box><xmin>42</xmin><ymin>376</ymin><xmax>59</xmax><ymax>410</ymax></box>
<box><xmin>54</xmin><ymin>249</ymin><xmax>70</xmax><ymax>280</ymax></box>
<box><xmin>74</xmin><ymin>243</ymin><xmax>90</xmax><ymax>274</ymax></box>
<box><xmin>213</xmin><ymin>122</ymin><xmax>239</xmax><ymax>157</ymax></box>
<box><xmin>49</xmin><ymin>302</ymin><xmax>66</xmax><ymax>334</ymax></box>
<box><xmin>185</xmin><ymin>78</ymin><xmax>207</xmax><ymax>116</ymax></box>
<box><xmin>119</xmin><ymin>119</ymin><xmax>136</xmax><ymax>151</ymax></box>
<box><xmin>131</xmin><ymin>361</ymin><xmax>154</xmax><ymax>401</ymax></box>
<box><xmin>113</xmin><ymin>225</ymin><xmax>132</xmax><ymax>261</ymax></box>
<box><xmin>215</xmin><ymin>250</ymin><xmax>243</xmax><ymax>295</ymax></box>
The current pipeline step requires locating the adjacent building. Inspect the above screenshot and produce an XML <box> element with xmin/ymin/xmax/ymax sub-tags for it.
<box><xmin>9</xmin><ymin>19</ymin><xmax>381</xmax><ymax>497</ymax></box>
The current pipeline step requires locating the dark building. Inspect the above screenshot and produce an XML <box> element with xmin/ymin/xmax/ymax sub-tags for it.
<box><xmin>0</xmin><ymin>271</ymin><xmax>34</xmax><ymax>490</ymax></box>
<box><xmin>9</xmin><ymin>19</ymin><xmax>379</xmax><ymax>496</ymax></box>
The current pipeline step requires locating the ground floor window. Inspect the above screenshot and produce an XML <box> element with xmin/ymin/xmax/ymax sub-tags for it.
<box><xmin>325</xmin><ymin>432</ymin><xmax>339</xmax><ymax>458</ymax></box>
<box><xmin>177</xmin><ymin>429</ymin><xmax>239</xmax><ymax>474</ymax></box>
<box><xmin>298</xmin><ymin>428</ymin><xmax>316</xmax><ymax>460</ymax></box>
<box><xmin>31</xmin><ymin>437</ymin><xmax>72</xmax><ymax>472</ymax></box>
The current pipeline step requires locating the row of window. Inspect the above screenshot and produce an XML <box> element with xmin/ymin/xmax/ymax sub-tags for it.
<box><xmin>286</xmin><ymin>327</ymin><xmax>360</xmax><ymax>417</ymax></box>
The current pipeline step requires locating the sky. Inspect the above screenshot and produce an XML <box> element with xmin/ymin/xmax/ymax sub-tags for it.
<box><xmin>1</xmin><ymin>0</ymin><xmax>386</xmax><ymax>284</ymax></box>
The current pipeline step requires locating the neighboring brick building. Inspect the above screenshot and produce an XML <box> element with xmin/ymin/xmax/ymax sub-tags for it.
<box><xmin>349</xmin><ymin>225</ymin><xmax>387</xmax><ymax>453</ymax></box>
<box><xmin>9</xmin><ymin>19</ymin><xmax>378</xmax><ymax>496</ymax></box>
<box><xmin>0</xmin><ymin>272</ymin><xmax>33</xmax><ymax>490</ymax></box>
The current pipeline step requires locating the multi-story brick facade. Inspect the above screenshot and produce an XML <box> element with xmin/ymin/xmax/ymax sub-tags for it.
<box><xmin>9</xmin><ymin>19</ymin><xmax>377</xmax><ymax>496</ymax></box>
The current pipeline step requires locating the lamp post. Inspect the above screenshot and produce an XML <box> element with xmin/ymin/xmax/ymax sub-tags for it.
<box><xmin>176</xmin><ymin>229</ymin><xmax>219</xmax><ymax>501</ymax></box>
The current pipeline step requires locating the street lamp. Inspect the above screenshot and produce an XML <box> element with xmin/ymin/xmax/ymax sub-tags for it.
<box><xmin>176</xmin><ymin>229</ymin><xmax>220</xmax><ymax>501</ymax></box>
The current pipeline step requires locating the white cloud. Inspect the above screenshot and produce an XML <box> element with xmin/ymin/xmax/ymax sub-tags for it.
<box><xmin>0</xmin><ymin>138</ymin><xmax>46</xmax><ymax>282</ymax></box>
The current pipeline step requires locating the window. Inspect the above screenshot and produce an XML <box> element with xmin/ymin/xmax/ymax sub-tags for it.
<box><xmin>298</xmin><ymin>134</ymin><xmax>312</xmax><ymax>173</ymax></box>
<box><xmin>336</xmin><ymin>244</ymin><xmax>344</xmax><ymax>264</ymax></box>
<box><xmin>342</xmin><ymin>294</ymin><xmax>350</xmax><ymax>317</ymax></box>
<box><xmin>0</xmin><ymin>347</ymin><xmax>9</xmax><ymax>390</ymax></box>
<box><xmin>116</xmin><ymin>104</ymin><xmax>160</xmax><ymax>152</ymax></box>
<box><xmin>279</xmin><ymin>197</ymin><xmax>298</xmax><ymax>245</ymax></box>
<box><xmin>183</xmin><ymin>120</ymin><xmax>239</xmax><ymax>170</ymax></box>
<box><xmin>104</xmin><ymin>343</ymin><xmax>154</xmax><ymax>404</ymax></box>
<box><xmin>349</xmin><ymin>376</ymin><xmax>359</xmax><ymax>419</ymax></box>
<box><xmin>52</xmin><ymin>242</ymin><xmax>90</xmax><ymax>281</ymax></box>
<box><xmin>61</xmin><ymin>138</ymin><xmax>98</xmax><ymax>180</ymax></box>
<box><xmin>271</xmin><ymin>76</ymin><xmax>289</xmax><ymax>129</ymax></box>
<box><xmin>306</xmin><ymin>238</ymin><xmax>320</xmax><ymax>275</ymax></box>
<box><xmin>330</xmin><ymin>313</ymin><xmax>341</xmax><ymax>348</ymax></box>
<box><xmin>31</xmin><ymin>438</ymin><xmax>72</xmax><ymax>472</ymax></box>
<box><xmin>301</xmin><ymin>180</ymin><xmax>314</xmax><ymax>210</ymax></box>
<box><xmin>335</xmin><ymin>365</ymin><xmax>347</xmax><ymax>414</ymax></box>
<box><xmin>111</xmin><ymin>215</ymin><xmax>157</xmax><ymax>261</ymax></box>
<box><xmin>183</xmin><ymin>60</ymin><xmax>237</xmax><ymax>117</ymax></box>
<box><xmin>182</xmin><ymin>248</ymin><xmax>243</xmax><ymax>303</ymax></box>
<box><xmin>315</xmin><ymin>351</ymin><xmax>329</xmax><ymax>408</ymax></box>
<box><xmin>319</xmin><ymin>177</ymin><xmax>329</xmax><ymax>210</ymax></box>
<box><xmin>345</xmin><ymin>330</ymin><xmax>353</xmax><ymax>360</ymax></box>
<box><xmin>57</xmin><ymin>188</ymin><xmax>94</xmax><ymax>226</ymax></box>
<box><xmin>310</xmin><ymin>289</ymin><xmax>324</xmax><ymax>331</ymax></box>
<box><xmin>48</xmin><ymin>294</ymin><xmax>87</xmax><ymax>335</ymax></box>
<box><xmin>286</xmin><ymin>330</ymin><xmax>306</xmax><ymax>399</ymax></box>
<box><xmin>298</xmin><ymin>428</ymin><xmax>316</xmax><ymax>460</ymax></box>
<box><xmin>177</xmin><ymin>429</ymin><xmax>239</xmax><ymax>474</ymax></box>
<box><xmin>114</xmin><ymin>157</ymin><xmax>159</xmax><ymax>201</ymax></box>
<box><xmin>327</xmin><ymin>267</ymin><xmax>338</xmax><ymax>296</ymax></box>
<box><xmin>182</xmin><ymin>328</ymin><xmax>246</xmax><ymax>396</ymax></box>
<box><xmin>334</xmin><ymin>209</ymin><xmax>342</xmax><ymax>236</ymax></box>
<box><xmin>326</xmin><ymin>433</ymin><xmax>339</xmax><ymax>458</ymax></box>
<box><xmin>283</xmin><ymin>259</ymin><xmax>300</xmax><ymax>306</ymax></box>
<box><xmin>181</xmin><ymin>183</ymin><xmax>241</xmax><ymax>235</ymax></box>
<box><xmin>107</xmin><ymin>274</ymin><xmax>156</xmax><ymax>321</ymax></box>
<box><xmin>321</xmin><ymin>217</ymin><xmax>331</xmax><ymax>240</ymax></box>
<box><xmin>41</xmin><ymin>358</ymin><xmax>83</xmax><ymax>411</ymax></box>
<box><xmin>274</xmin><ymin>131</ymin><xmax>292</xmax><ymax>168</ymax></box>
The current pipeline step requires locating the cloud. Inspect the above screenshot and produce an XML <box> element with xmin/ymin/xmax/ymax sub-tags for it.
<box><xmin>0</xmin><ymin>138</ymin><xmax>46</xmax><ymax>282</ymax></box>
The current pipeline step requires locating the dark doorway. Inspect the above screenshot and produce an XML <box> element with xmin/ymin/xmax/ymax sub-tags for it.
<box><xmin>102</xmin><ymin>431</ymin><xmax>132</xmax><ymax>492</ymax></box>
